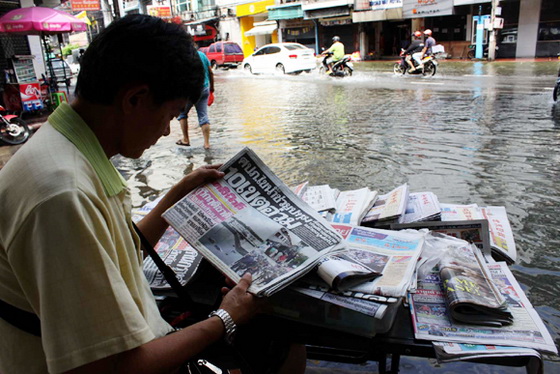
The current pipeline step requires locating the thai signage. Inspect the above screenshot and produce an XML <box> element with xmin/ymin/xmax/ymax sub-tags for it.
<box><xmin>371</xmin><ymin>0</ymin><xmax>403</xmax><ymax>11</ymax></box>
<box><xmin>403</xmin><ymin>0</ymin><xmax>454</xmax><ymax>18</ymax></box>
<box><xmin>147</xmin><ymin>6</ymin><xmax>172</xmax><ymax>18</ymax></box>
<box><xmin>70</xmin><ymin>0</ymin><xmax>100</xmax><ymax>11</ymax></box>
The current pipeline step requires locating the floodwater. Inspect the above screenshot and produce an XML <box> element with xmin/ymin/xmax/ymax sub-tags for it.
<box><xmin>114</xmin><ymin>60</ymin><xmax>560</xmax><ymax>373</ymax></box>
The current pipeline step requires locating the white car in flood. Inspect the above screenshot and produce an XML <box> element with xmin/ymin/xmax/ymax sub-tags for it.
<box><xmin>242</xmin><ymin>43</ymin><xmax>316</xmax><ymax>75</ymax></box>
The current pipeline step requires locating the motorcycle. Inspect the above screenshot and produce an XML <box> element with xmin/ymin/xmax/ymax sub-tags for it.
<box><xmin>467</xmin><ymin>44</ymin><xmax>499</xmax><ymax>60</ymax></box>
<box><xmin>319</xmin><ymin>52</ymin><xmax>353</xmax><ymax>77</ymax></box>
<box><xmin>0</xmin><ymin>105</ymin><xmax>30</xmax><ymax>145</ymax></box>
<box><xmin>393</xmin><ymin>49</ymin><xmax>437</xmax><ymax>76</ymax></box>
<box><xmin>553</xmin><ymin>53</ymin><xmax>560</xmax><ymax>102</ymax></box>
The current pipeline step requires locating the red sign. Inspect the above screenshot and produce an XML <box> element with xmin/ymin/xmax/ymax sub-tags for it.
<box><xmin>19</xmin><ymin>83</ymin><xmax>43</xmax><ymax>112</ymax></box>
<box><xmin>71</xmin><ymin>0</ymin><xmax>101</xmax><ymax>11</ymax></box>
<box><xmin>147</xmin><ymin>6</ymin><xmax>172</xmax><ymax>18</ymax></box>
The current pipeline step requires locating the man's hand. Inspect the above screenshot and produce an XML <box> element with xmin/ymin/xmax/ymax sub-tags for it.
<box><xmin>219</xmin><ymin>273</ymin><xmax>263</xmax><ymax>325</ymax></box>
<box><xmin>176</xmin><ymin>164</ymin><xmax>224</xmax><ymax>197</ymax></box>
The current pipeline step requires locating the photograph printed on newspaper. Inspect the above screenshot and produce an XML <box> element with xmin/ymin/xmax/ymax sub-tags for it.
<box><xmin>162</xmin><ymin>147</ymin><xmax>344</xmax><ymax>297</ymax></box>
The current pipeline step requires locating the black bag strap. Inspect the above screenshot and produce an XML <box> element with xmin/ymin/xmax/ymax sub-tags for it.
<box><xmin>132</xmin><ymin>223</ymin><xmax>201</xmax><ymax>314</ymax></box>
<box><xmin>0</xmin><ymin>298</ymin><xmax>41</xmax><ymax>337</ymax></box>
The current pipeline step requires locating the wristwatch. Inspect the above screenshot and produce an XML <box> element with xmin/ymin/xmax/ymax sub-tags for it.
<box><xmin>209</xmin><ymin>309</ymin><xmax>236</xmax><ymax>344</ymax></box>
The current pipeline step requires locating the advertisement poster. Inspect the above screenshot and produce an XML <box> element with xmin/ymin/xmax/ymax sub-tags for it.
<box><xmin>19</xmin><ymin>83</ymin><xmax>43</xmax><ymax>112</ymax></box>
<box><xmin>71</xmin><ymin>0</ymin><xmax>100</xmax><ymax>11</ymax></box>
<box><xmin>147</xmin><ymin>6</ymin><xmax>172</xmax><ymax>18</ymax></box>
<box><xmin>403</xmin><ymin>0</ymin><xmax>454</xmax><ymax>18</ymax></box>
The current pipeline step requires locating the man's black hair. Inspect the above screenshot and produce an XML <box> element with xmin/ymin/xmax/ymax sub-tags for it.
<box><xmin>75</xmin><ymin>14</ymin><xmax>203</xmax><ymax>105</ymax></box>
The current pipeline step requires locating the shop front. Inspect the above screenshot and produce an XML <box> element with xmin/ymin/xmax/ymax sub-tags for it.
<box><xmin>236</xmin><ymin>0</ymin><xmax>277</xmax><ymax>57</ymax></box>
<box><xmin>302</xmin><ymin>0</ymin><xmax>354</xmax><ymax>53</ymax></box>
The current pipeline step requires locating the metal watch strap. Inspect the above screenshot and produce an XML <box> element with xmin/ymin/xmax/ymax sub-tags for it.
<box><xmin>209</xmin><ymin>309</ymin><xmax>236</xmax><ymax>344</ymax></box>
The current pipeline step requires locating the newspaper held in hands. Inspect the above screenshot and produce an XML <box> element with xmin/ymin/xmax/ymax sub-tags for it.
<box><xmin>439</xmin><ymin>244</ymin><xmax>513</xmax><ymax>327</ymax></box>
<box><xmin>162</xmin><ymin>147</ymin><xmax>344</xmax><ymax>297</ymax></box>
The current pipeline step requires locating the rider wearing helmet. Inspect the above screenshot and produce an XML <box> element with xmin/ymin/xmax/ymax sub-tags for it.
<box><xmin>322</xmin><ymin>36</ymin><xmax>345</xmax><ymax>73</ymax></box>
<box><xmin>403</xmin><ymin>31</ymin><xmax>425</xmax><ymax>72</ymax></box>
<box><xmin>422</xmin><ymin>29</ymin><xmax>436</xmax><ymax>57</ymax></box>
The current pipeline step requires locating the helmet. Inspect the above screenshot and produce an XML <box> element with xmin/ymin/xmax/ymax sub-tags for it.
<box><xmin>424</xmin><ymin>29</ymin><xmax>432</xmax><ymax>36</ymax></box>
<box><xmin>332</xmin><ymin>36</ymin><xmax>340</xmax><ymax>42</ymax></box>
<box><xmin>413</xmin><ymin>31</ymin><xmax>422</xmax><ymax>38</ymax></box>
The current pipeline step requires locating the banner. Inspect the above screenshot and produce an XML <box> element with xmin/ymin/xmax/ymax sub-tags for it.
<box><xmin>370</xmin><ymin>0</ymin><xmax>403</xmax><ymax>11</ymax></box>
<box><xmin>71</xmin><ymin>0</ymin><xmax>100</xmax><ymax>12</ymax></box>
<box><xmin>147</xmin><ymin>6</ymin><xmax>172</xmax><ymax>18</ymax></box>
<box><xmin>403</xmin><ymin>0</ymin><xmax>454</xmax><ymax>18</ymax></box>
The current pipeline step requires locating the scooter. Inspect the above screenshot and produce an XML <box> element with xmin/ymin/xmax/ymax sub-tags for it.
<box><xmin>0</xmin><ymin>105</ymin><xmax>30</xmax><ymax>145</ymax></box>
<box><xmin>393</xmin><ymin>49</ymin><xmax>437</xmax><ymax>76</ymax></box>
<box><xmin>319</xmin><ymin>52</ymin><xmax>353</xmax><ymax>77</ymax></box>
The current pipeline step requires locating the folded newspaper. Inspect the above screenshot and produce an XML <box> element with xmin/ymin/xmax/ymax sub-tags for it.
<box><xmin>361</xmin><ymin>184</ymin><xmax>409</xmax><ymax>225</ymax></box>
<box><xmin>162</xmin><ymin>147</ymin><xmax>345</xmax><ymax>297</ymax></box>
<box><xmin>439</xmin><ymin>244</ymin><xmax>513</xmax><ymax>326</ymax></box>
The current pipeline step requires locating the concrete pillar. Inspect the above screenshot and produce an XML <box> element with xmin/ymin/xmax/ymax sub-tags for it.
<box><xmin>359</xmin><ymin>23</ymin><xmax>367</xmax><ymax>60</ymax></box>
<box><xmin>411</xmin><ymin>18</ymin><xmax>423</xmax><ymax>33</ymax></box>
<box><xmin>516</xmin><ymin>0</ymin><xmax>542</xmax><ymax>58</ymax></box>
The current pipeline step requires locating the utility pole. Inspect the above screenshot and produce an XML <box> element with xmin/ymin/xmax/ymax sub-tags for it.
<box><xmin>112</xmin><ymin>0</ymin><xmax>121</xmax><ymax>20</ymax></box>
<box><xmin>488</xmin><ymin>0</ymin><xmax>499</xmax><ymax>61</ymax></box>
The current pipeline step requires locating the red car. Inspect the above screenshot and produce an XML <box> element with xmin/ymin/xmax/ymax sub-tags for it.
<box><xmin>203</xmin><ymin>41</ymin><xmax>244</xmax><ymax>69</ymax></box>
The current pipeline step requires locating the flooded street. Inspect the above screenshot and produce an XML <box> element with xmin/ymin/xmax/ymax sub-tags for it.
<box><xmin>115</xmin><ymin>60</ymin><xmax>560</xmax><ymax>372</ymax></box>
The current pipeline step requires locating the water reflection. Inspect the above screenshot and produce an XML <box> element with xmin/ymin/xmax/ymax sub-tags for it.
<box><xmin>114</xmin><ymin>61</ymin><xmax>560</xmax><ymax>370</ymax></box>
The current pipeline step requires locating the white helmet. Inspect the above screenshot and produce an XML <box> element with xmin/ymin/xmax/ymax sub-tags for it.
<box><xmin>424</xmin><ymin>29</ymin><xmax>432</xmax><ymax>36</ymax></box>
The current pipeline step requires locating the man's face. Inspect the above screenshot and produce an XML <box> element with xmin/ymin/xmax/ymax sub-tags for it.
<box><xmin>121</xmin><ymin>95</ymin><xmax>187</xmax><ymax>158</ymax></box>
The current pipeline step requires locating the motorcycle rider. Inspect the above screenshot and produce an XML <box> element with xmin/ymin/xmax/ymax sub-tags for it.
<box><xmin>421</xmin><ymin>29</ymin><xmax>436</xmax><ymax>65</ymax></box>
<box><xmin>322</xmin><ymin>36</ymin><xmax>345</xmax><ymax>74</ymax></box>
<box><xmin>403</xmin><ymin>31</ymin><xmax>425</xmax><ymax>72</ymax></box>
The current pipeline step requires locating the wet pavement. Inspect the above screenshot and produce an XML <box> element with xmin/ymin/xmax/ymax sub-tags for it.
<box><xmin>2</xmin><ymin>59</ymin><xmax>560</xmax><ymax>373</ymax></box>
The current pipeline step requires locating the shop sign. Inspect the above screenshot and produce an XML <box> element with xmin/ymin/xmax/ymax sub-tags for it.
<box><xmin>237</xmin><ymin>0</ymin><xmax>275</xmax><ymax>17</ymax></box>
<box><xmin>70</xmin><ymin>0</ymin><xmax>100</xmax><ymax>11</ymax></box>
<box><xmin>123</xmin><ymin>0</ymin><xmax>140</xmax><ymax>11</ymax></box>
<box><xmin>403</xmin><ymin>0</ymin><xmax>454</xmax><ymax>18</ymax></box>
<box><xmin>453</xmin><ymin>0</ymin><xmax>490</xmax><ymax>5</ymax></box>
<box><xmin>320</xmin><ymin>16</ymin><xmax>352</xmax><ymax>26</ymax></box>
<box><xmin>147</xmin><ymin>6</ymin><xmax>172</xmax><ymax>18</ymax></box>
<box><xmin>370</xmin><ymin>0</ymin><xmax>402</xmax><ymax>11</ymax></box>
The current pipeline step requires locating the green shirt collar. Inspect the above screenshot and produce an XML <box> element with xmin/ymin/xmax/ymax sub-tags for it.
<box><xmin>48</xmin><ymin>103</ymin><xmax>127</xmax><ymax>197</ymax></box>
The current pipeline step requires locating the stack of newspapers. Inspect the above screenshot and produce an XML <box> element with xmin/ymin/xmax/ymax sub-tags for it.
<box><xmin>134</xmin><ymin>147</ymin><xmax>558</xmax><ymax>364</ymax></box>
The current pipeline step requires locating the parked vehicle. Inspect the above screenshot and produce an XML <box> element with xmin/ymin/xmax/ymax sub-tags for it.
<box><xmin>467</xmin><ymin>44</ymin><xmax>499</xmax><ymax>60</ymax></box>
<box><xmin>203</xmin><ymin>42</ymin><xmax>244</xmax><ymax>69</ymax></box>
<box><xmin>48</xmin><ymin>58</ymin><xmax>73</xmax><ymax>86</ymax></box>
<box><xmin>393</xmin><ymin>49</ymin><xmax>438</xmax><ymax>76</ymax></box>
<box><xmin>318</xmin><ymin>52</ymin><xmax>353</xmax><ymax>77</ymax></box>
<box><xmin>243</xmin><ymin>43</ymin><xmax>316</xmax><ymax>75</ymax></box>
<box><xmin>0</xmin><ymin>105</ymin><xmax>30</xmax><ymax>145</ymax></box>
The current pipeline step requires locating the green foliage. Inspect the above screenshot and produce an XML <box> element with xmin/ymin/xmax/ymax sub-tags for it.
<box><xmin>61</xmin><ymin>43</ymin><xmax>80</xmax><ymax>57</ymax></box>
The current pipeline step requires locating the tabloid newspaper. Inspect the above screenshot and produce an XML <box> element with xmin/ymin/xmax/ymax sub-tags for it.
<box><xmin>132</xmin><ymin>199</ymin><xmax>204</xmax><ymax>291</ymax></box>
<box><xmin>162</xmin><ymin>147</ymin><xmax>344</xmax><ymax>297</ymax></box>
<box><xmin>440</xmin><ymin>203</ymin><xmax>517</xmax><ymax>264</ymax></box>
<box><xmin>432</xmin><ymin>341</ymin><xmax>541</xmax><ymax>364</ymax></box>
<box><xmin>331</xmin><ymin>187</ymin><xmax>378</xmax><ymax>226</ymax></box>
<box><xmin>410</xmin><ymin>261</ymin><xmax>558</xmax><ymax>354</ymax></box>
<box><xmin>361</xmin><ymin>184</ymin><xmax>409</xmax><ymax>224</ymax></box>
<box><xmin>398</xmin><ymin>191</ymin><xmax>441</xmax><ymax>223</ymax></box>
<box><xmin>316</xmin><ymin>224</ymin><xmax>425</xmax><ymax>298</ymax></box>
<box><xmin>439</xmin><ymin>244</ymin><xmax>513</xmax><ymax>326</ymax></box>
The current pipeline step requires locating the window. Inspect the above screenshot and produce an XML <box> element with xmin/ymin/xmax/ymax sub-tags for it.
<box><xmin>216</xmin><ymin>43</ymin><xmax>222</xmax><ymax>53</ymax></box>
<box><xmin>209</xmin><ymin>45</ymin><xmax>216</xmax><ymax>53</ymax></box>
<box><xmin>225</xmin><ymin>43</ymin><xmax>242</xmax><ymax>53</ymax></box>
<box><xmin>175</xmin><ymin>0</ymin><xmax>190</xmax><ymax>13</ymax></box>
<box><xmin>267</xmin><ymin>46</ymin><xmax>281</xmax><ymax>54</ymax></box>
<box><xmin>255</xmin><ymin>47</ymin><xmax>268</xmax><ymax>56</ymax></box>
<box><xmin>284</xmin><ymin>44</ymin><xmax>305</xmax><ymax>50</ymax></box>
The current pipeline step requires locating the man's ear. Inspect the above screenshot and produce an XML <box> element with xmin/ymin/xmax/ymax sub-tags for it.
<box><xmin>121</xmin><ymin>84</ymin><xmax>150</xmax><ymax>114</ymax></box>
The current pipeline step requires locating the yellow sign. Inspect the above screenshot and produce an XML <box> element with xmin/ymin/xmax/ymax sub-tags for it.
<box><xmin>236</xmin><ymin>0</ymin><xmax>274</xmax><ymax>17</ymax></box>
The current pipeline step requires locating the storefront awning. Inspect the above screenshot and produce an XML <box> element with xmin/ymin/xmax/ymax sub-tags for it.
<box><xmin>245</xmin><ymin>21</ymin><xmax>277</xmax><ymax>36</ymax></box>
